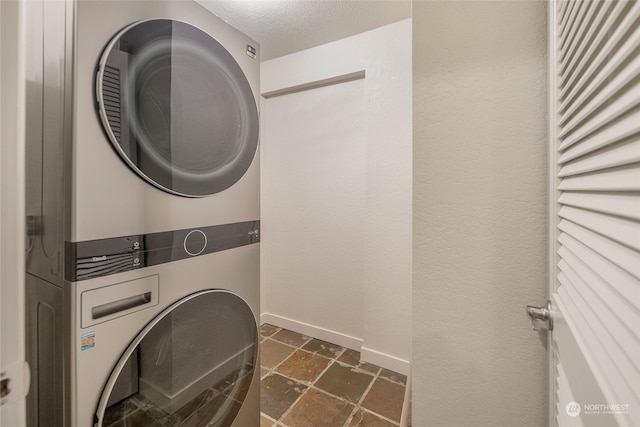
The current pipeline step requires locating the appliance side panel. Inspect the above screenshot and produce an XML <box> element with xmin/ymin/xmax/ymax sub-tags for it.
<box><xmin>24</xmin><ymin>0</ymin><xmax>71</xmax><ymax>285</ymax></box>
<box><xmin>25</xmin><ymin>274</ymin><xmax>67</xmax><ymax>427</ymax></box>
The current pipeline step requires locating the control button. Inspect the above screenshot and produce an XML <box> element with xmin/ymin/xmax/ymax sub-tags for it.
<box><xmin>184</xmin><ymin>230</ymin><xmax>207</xmax><ymax>256</ymax></box>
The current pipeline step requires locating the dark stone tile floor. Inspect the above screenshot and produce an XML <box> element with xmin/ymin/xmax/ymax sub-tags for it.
<box><xmin>260</xmin><ymin>324</ymin><xmax>409</xmax><ymax>427</ymax></box>
<box><xmin>102</xmin><ymin>365</ymin><xmax>254</xmax><ymax>427</ymax></box>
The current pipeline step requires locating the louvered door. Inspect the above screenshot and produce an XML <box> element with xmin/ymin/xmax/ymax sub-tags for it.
<box><xmin>550</xmin><ymin>1</ymin><xmax>640</xmax><ymax>426</ymax></box>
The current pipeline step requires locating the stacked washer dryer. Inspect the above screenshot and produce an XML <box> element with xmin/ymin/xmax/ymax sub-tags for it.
<box><xmin>25</xmin><ymin>1</ymin><xmax>260</xmax><ymax>426</ymax></box>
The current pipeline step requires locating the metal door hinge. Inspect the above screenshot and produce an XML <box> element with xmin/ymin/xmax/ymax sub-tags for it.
<box><xmin>0</xmin><ymin>361</ymin><xmax>30</xmax><ymax>406</ymax></box>
<box><xmin>526</xmin><ymin>300</ymin><xmax>553</xmax><ymax>331</ymax></box>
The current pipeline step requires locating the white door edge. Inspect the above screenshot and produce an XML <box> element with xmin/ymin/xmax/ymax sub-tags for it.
<box><xmin>547</xmin><ymin>1</ymin><xmax>559</xmax><ymax>426</ymax></box>
<box><xmin>0</xmin><ymin>0</ymin><xmax>28</xmax><ymax>425</ymax></box>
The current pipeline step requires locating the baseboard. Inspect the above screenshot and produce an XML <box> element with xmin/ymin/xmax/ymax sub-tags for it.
<box><xmin>260</xmin><ymin>312</ymin><xmax>363</xmax><ymax>351</ymax></box>
<box><xmin>360</xmin><ymin>346</ymin><xmax>410</xmax><ymax>375</ymax></box>
<box><xmin>260</xmin><ymin>312</ymin><xmax>410</xmax><ymax>375</ymax></box>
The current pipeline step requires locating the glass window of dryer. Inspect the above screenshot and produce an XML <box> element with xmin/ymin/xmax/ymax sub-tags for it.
<box><xmin>97</xmin><ymin>19</ymin><xmax>259</xmax><ymax>197</ymax></box>
<box><xmin>95</xmin><ymin>291</ymin><xmax>258</xmax><ymax>426</ymax></box>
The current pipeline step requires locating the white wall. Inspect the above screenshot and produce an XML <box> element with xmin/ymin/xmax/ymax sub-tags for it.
<box><xmin>261</xmin><ymin>19</ymin><xmax>412</xmax><ymax>373</ymax></box>
<box><xmin>261</xmin><ymin>79</ymin><xmax>367</xmax><ymax>349</ymax></box>
<box><xmin>413</xmin><ymin>1</ymin><xmax>548</xmax><ymax>426</ymax></box>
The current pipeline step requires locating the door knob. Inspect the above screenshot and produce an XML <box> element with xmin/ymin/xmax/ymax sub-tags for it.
<box><xmin>526</xmin><ymin>300</ymin><xmax>553</xmax><ymax>331</ymax></box>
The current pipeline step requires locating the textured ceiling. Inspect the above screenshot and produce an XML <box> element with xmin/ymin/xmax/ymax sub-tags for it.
<box><xmin>197</xmin><ymin>0</ymin><xmax>411</xmax><ymax>61</ymax></box>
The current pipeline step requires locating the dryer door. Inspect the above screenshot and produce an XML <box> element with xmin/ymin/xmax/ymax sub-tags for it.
<box><xmin>96</xmin><ymin>19</ymin><xmax>259</xmax><ymax>197</ymax></box>
<box><xmin>95</xmin><ymin>290</ymin><xmax>258</xmax><ymax>427</ymax></box>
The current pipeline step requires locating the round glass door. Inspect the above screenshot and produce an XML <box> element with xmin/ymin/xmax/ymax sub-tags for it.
<box><xmin>96</xmin><ymin>19</ymin><xmax>259</xmax><ymax>197</ymax></box>
<box><xmin>96</xmin><ymin>290</ymin><xmax>257</xmax><ymax>426</ymax></box>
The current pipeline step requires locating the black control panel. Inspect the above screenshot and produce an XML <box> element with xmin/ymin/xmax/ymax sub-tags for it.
<box><xmin>65</xmin><ymin>220</ymin><xmax>260</xmax><ymax>281</ymax></box>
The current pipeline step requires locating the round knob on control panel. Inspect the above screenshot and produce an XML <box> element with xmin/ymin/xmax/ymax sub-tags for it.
<box><xmin>183</xmin><ymin>229</ymin><xmax>207</xmax><ymax>256</ymax></box>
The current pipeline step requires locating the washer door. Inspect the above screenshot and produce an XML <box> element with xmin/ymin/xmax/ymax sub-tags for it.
<box><xmin>96</xmin><ymin>19</ymin><xmax>259</xmax><ymax>197</ymax></box>
<box><xmin>95</xmin><ymin>290</ymin><xmax>257</xmax><ymax>426</ymax></box>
